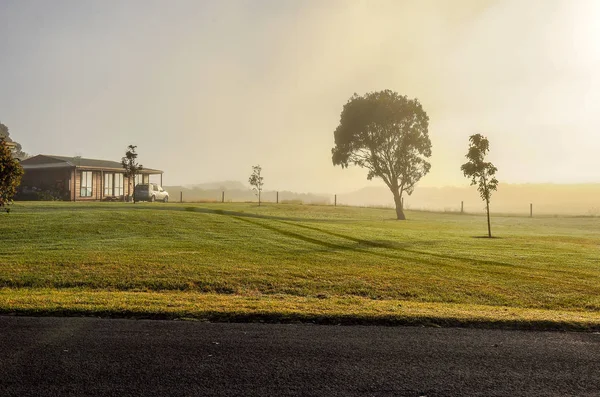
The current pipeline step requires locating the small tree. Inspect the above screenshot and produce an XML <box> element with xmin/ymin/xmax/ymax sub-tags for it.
<box><xmin>0</xmin><ymin>138</ymin><xmax>24</xmax><ymax>213</ymax></box>
<box><xmin>461</xmin><ymin>134</ymin><xmax>498</xmax><ymax>238</ymax></box>
<box><xmin>248</xmin><ymin>165</ymin><xmax>264</xmax><ymax>206</ymax></box>
<box><xmin>121</xmin><ymin>145</ymin><xmax>143</xmax><ymax>202</ymax></box>
<box><xmin>331</xmin><ymin>90</ymin><xmax>432</xmax><ymax>220</ymax></box>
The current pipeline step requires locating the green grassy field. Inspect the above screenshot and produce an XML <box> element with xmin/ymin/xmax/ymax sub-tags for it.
<box><xmin>1</xmin><ymin>202</ymin><xmax>599</xmax><ymax>329</ymax></box>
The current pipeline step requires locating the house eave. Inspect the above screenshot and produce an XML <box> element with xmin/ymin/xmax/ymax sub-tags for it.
<box><xmin>22</xmin><ymin>164</ymin><xmax>163</xmax><ymax>174</ymax></box>
<box><xmin>75</xmin><ymin>166</ymin><xmax>163</xmax><ymax>174</ymax></box>
<box><xmin>21</xmin><ymin>163</ymin><xmax>74</xmax><ymax>170</ymax></box>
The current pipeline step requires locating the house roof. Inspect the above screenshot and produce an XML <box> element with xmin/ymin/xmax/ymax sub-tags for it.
<box><xmin>20</xmin><ymin>155</ymin><xmax>163</xmax><ymax>174</ymax></box>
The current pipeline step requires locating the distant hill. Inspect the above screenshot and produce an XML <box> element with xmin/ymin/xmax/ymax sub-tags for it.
<box><xmin>185</xmin><ymin>181</ymin><xmax>247</xmax><ymax>191</ymax></box>
<box><xmin>164</xmin><ymin>182</ymin><xmax>331</xmax><ymax>205</ymax></box>
<box><xmin>337</xmin><ymin>184</ymin><xmax>600</xmax><ymax>215</ymax></box>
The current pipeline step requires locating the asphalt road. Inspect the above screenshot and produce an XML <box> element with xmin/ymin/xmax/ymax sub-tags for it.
<box><xmin>0</xmin><ymin>316</ymin><xmax>598</xmax><ymax>396</ymax></box>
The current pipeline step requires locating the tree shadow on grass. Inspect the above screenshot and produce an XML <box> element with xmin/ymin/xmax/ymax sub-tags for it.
<box><xmin>125</xmin><ymin>205</ymin><xmax>352</xmax><ymax>224</ymax></box>
<box><xmin>471</xmin><ymin>236</ymin><xmax>503</xmax><ymax>239</ymax></box>
<box><xmin>231</xmin><ymin>216</ymin><xmax>526</xmax><ymax>278</ymax></box>
<box><xmin>203</xmin><ymin>210</ymin><xmax>587</xmax><ymax>279</ymax></box>
<box><xmin>277</xmin><ymin>221</ymin><xmax>532</xmax><ymax>271</ymax></box>
<box><xmin>133</xmin><ymin>204</ymin><xmax>525</xmax><ymax>271</ymax></box>
<box><xmin>284</xmin><ymin>221</ymin><xmax>418</xmax><ymax>250</ymax></box>
<box><xmin>231</xmin><ymin>216</ymin><xmax>445</xmax><ymax>266</ymax></box>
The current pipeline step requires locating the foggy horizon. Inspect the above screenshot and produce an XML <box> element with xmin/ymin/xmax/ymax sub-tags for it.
<box><xmin>2</xmin><ymin>0</ymin><xmax>599</xmax><ymax>193</ymax></box>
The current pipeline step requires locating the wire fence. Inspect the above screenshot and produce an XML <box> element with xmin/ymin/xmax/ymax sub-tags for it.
<box><xmin>174</xmin><ymin>190</ymin><xmax>600</xmax><ymax>217</ymax></box>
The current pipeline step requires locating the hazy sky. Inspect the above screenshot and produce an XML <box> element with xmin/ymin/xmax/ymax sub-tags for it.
<box><xmin>1</xmin><ymin>0</ymin><xmax>599</xmax><ymax>193</ymax></box>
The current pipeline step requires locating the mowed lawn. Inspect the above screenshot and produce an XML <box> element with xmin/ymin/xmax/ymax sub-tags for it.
<box><xmin>1</xmin><ymin>202</ymin><xmax>599</xmax><ymax>329</ymax></box>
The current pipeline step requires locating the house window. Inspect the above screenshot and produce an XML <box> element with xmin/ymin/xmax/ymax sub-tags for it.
<box><xmin>103</xmin><ymin>173</ymin><xmax>124</xmax><ymax>196</ymax></box>
<box><xmin>80</xmin><ymin>171</ymin><xmax>93</xmax><ymax>197</ymax></box>
<box><xmin>135</xmin><ymin>174</ymin><xmax>143</xmax><ymax>186</ymax></box>
<box><xmin>104</xmin><ymin>173</ymin><xmax>114</xmax><ymax>196</ymax></box>
<box><xmin>114</xmin><ymin>173</ymin><xmax>124</xmax><ymax>196</ymax></box>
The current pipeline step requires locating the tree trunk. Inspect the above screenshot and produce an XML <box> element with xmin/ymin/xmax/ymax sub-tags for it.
<box><xmin>392</xmin><ymin>190</ymin><xmax>406</xmax><ymax>220</ymax></box>
<box><xmin>486</xmin><ymin>198</ymin><xmax>492</xmax><ymax>238</ymax></box>
<box><xmin>258</xmin><ymin>190</ymin><xmax>261</xmax><ymax>206</ymax></box>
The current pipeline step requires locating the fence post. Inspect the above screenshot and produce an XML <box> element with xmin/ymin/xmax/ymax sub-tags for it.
<box><xmin>530</xmin><ymin>203</ymin><xmax>533</xmax><ymax>218</ymax></box>
<box><xmin>334</xmin><ymin>194</ymin><xmax>337</xmax><ymax>206</ymax></box>
<box><xmin>222</xmin><ymin>191</ymin><xmax>225</xmax><ymax>203</ymax></box>
<box><xmin>461</xmin><ymin>201</ymin><xmax>464</xmax><ymax>214</ymax></box>
<box><xmin>180</xmin><ymin>191</ymin><xmax>183</xmax><ymax>203</ymax></box>
<box><xmin>276</xmin><ymin>191</ymin><xmax>279</xmax><ymax>204</ymax></box>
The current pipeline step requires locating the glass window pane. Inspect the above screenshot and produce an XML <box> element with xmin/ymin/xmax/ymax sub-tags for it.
<box><xmin>80</xmin><ymin>171</ymin><xmax>93</xmax><ymax>197</ymax></box>
<box><xmin>104</xmin><ymin>173</ymin><xmax>113</xmax><ymax>196</ymax></box>
<box><xmin>115</xmin><ymin>173</ymin><xmax>124</xmax><ymax>196</ymax></box>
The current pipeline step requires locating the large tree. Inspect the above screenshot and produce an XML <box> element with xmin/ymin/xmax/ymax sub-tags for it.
<box><xmin>331</xmin><ymin>90</ymin><xmax>432</xmax><ymax>220</ymax></box>
<box><xmin>0</xmin><ymin>122</ymin><xmax>28</xmax><ymax>159</ymax></box>
<box><xmin>121</xmin><ymin>145</ymin><xmax>143</xmax><ymax>202</ymax></box>
<box><xmin>0</xmin><ymin>137</ymin><xmax>24</xmax><ymax>212</ymax></box>
<box><xmin>461</xmin><ymin>134</ymin><xmax>498</xmax><ymax>238</ymax></box>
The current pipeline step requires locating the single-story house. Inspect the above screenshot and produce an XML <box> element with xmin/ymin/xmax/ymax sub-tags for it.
<box><xmin>19</xmin><ymin>155</ymin><xmax>163</xmax><ymax>201</ymax></box>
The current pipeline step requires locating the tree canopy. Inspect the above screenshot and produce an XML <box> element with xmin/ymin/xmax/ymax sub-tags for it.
<box><xmin>0</xmin><ymin>122</ymin><xmax>28</xmax><ymax>159</ymax></box>
<box><xmin>331</xmin><ymin>90</ymin><xmax>431</xmax><ymax>220</ymax></box>
<box><xmin>0</xmin><ymin>137</ymin><xmax>24</xmax><ymax>212</ymax></box>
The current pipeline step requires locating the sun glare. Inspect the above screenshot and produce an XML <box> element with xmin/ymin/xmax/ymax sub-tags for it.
<box><xmin>572</xmin><ymin>0</ymin><xmax>600</xmax><ymax>65</ymax></box>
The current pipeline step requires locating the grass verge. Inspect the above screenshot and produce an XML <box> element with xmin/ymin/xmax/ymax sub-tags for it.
<box><xmin>2</xmin><ymin>289</ymin><xmax>600</xmax><ymax>331</ymax></box>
